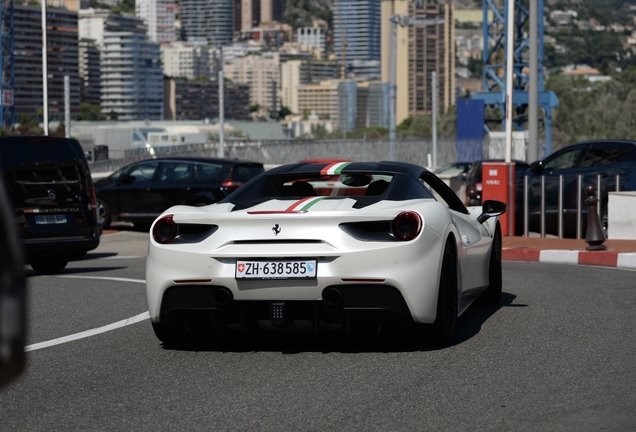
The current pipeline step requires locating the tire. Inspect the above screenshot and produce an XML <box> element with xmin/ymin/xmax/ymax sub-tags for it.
<box><xmin>30</xmin><ymin>258</ymin><xmax>69</xmax><ymax>275</ymax></box>
<box><xmin>97</xmin><ymin>198</ymin><xmax>111</xmax><ymax>229</ymax></box>
<box><xmin>483</xmin><ymin>224</ymin><xmax>502</xmax><ymax>305</ymax></box>
<box><xmin>431</xmin><ymin>241</ymin><xmax>458</xmax><ymax>345</ymax></box>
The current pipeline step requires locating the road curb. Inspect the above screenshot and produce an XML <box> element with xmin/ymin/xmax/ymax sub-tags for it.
<box><xmin>503</xmin><ymin>249</ymin><xmax>636</xmax><ymax>269</ymax></box>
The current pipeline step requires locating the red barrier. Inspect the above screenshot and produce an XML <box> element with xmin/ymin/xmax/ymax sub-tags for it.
<box><xmin>482</xmin><ymin>162</ymin><xmax>515</xmax><ymax>236</ymax></box>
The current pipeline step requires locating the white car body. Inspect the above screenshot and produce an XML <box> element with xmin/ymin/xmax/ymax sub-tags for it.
<box><xmin>145</xmin><ymin>161</ymin><xmax>504</xmax><ymax>343</ymax></box>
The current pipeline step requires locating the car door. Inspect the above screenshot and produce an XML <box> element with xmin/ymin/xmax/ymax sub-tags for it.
<box><xmin>116</xmin><ymin>161</ymin><xmax>161</xmax><ymax>220</ymax></box>
<box><xmin>420</xmin><ymin>172</ymin><xmax>490</xmax><ymax>291</ymax></box>
<box><xmin>148</xmin><ymin>161</ymin><xmax>197</xmax><ymax>215</ymax></box>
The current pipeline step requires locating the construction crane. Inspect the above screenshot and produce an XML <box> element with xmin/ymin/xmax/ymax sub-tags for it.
<box><xmin>471</xmin><ymin>0</ymin><xmax>559</xmax><ymax>156</ymax></box>
<box><xmin>0</xmin><ymin>0</ymin><xmax>15</xmax><ymax>130</ymax></box>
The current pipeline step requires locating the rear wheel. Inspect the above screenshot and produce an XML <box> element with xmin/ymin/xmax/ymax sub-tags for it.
<box><xmin>430</xmin><ymin>241</ymin><xmax>458</xmax><ymax>345</ymax></box>
<box><xmin>483</xmin><ymin>224</ymin><xmax>502</xmax><ymax>305</ymax></box>
<box><xmin>30</xmin><ymin>258</ymin><xmax>69</xmax><ymax>275</ymax></box>
<box><xmin>96</xmin><ymin>198</ymin><xmax>111</xmax><ymax>229</ymax></box>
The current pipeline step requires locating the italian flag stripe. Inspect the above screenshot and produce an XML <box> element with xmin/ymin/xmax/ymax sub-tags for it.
<box><xmin>321</xmin><ymin>162</ymin><xmax>351</xmax><ymax>176</ymax></box>
<box><xmin>285</xmin><ymin>196</ymin><xmax>326</xmax><ymax>212</ymax></box>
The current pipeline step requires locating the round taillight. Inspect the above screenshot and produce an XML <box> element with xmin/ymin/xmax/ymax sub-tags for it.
<box><xmin>153</xmin><ymin>215</ymin><xmax>177</xmax><ymax>244</ymax></box>
<box><xmin>392</xmin><ymin>211</ymin><xmax>422</xmax><ymax>241</ymax></box>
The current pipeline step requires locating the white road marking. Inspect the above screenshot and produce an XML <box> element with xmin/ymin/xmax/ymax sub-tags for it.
<box><xmin>57</xmin><ymin>275</ymin><xmax>146</xmax><ymax>284</ymax></box>
<box><xmin>26</xmin><ymin>276</ymin><xmax>149</xmax><ymax>352</ymax></box>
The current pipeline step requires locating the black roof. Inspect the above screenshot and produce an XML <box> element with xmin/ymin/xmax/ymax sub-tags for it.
<box><xmin>267</xmin><ymin>161</ymin><xmax>430</xmax><ymax>178</ymax></box>
<box><xmin>145</xmin><ymin>157</ymin><xmax>263</xmax><ymax>166</ymax></box>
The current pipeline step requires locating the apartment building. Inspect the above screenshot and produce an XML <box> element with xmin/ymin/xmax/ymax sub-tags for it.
<box><xmin>79</xmin><ymin>9</ymin><xmax>163</xmax><ymax>120</ymax></box>
<box><xmin>78</xmin><ymin>38</ymin><xmax>101</xmax><ymax>106</ymax></box>
<box><xmin>180</xmin><ymin>0</ymin><xmax>233</xmax><ymax>47</ymax></box>
<box><xmin>14</xmin><ymin>5</ymin><xmax>80</xmax><ymax>121</ymax></box>
<box><xmin>163</xmin><ymin>78</ymin><xmax>250</xmax><ymax>120</ymax></box>
<box><xmin>162</xmin><ymin>42</ymin><xmax>214</xmax><ymax>79</ymax></box>
<box><xmin>281</xmin><ymin>60</ymin><xmax>340</xmax><ymax>114</ymax></box>
<box><xmin>224</xmin><ymin>52</ymin><xmax>281</xmax><ymax>113</ymax></box>
<box><xmin>297</xmin><ymin>80</ymin><xmax>340</xmax><ymax>122</ymax></box>
<box><xmin>333</xmin><ymin>0</ymin><xmax>382</xmax><ymax>77</ymax></box>
<box><xmin>136</xmin><ymin>0</ymin><xmax>177</xmax><ymax>44</ymax></box>
<box><xmin>381</xmin><ymin>0</ymin><xmax>455</xmax><ymax>125</ymax></box>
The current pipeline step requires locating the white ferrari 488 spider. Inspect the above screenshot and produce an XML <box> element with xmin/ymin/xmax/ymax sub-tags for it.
<box><xmin>146</xmin><ymin>161</ymin><xmax>506</xmax><ymax>345</ymax></box>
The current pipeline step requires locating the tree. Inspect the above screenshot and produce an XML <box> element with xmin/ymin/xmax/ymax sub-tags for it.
<box><xmin>79</xmin><ymin>103</ymin><xmax>107</xmax><ymax>121</ymax></box>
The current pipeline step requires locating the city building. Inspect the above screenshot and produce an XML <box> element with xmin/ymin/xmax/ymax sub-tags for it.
<box><xmin>297</xmin><ymin>80</ymin><xmax>340</xmax><ymax>122</ymax></box>
<box><xmin>381</xmin><ymin>0</ymin><xmax>455</xmax><ymax>125</ymax></box>
<box><xmin>224</xmin><ymin>52</ymin><xmax>281</xmax><ymax>114</ymax></box>
<box><xmin>338</xmin><ymin>80</ymin><xmax>357</xmax><ymax>133</ymax></box>
<box><xmin>14</xmin><ymin>5</ymin><xmax>80</xmax><ymax>121</ymax></box>
<box><xmin>240</xmin><ymin>0</ymin><xmax>285</xmax><ymax>32</ymax></box>
<box><xmin>136</xmin><ymin>0</ymin><xmax>177</xmax><ymax>44</ymax></box>
<box><xmin>366</xmin><ymin>82</ymin><xmax>390</xmax><ymax>129</ymax></box>
<box><xmin>180</xmin><ymin>0</ymin><xmax>233</xmax><ymax>47</ymax></box>
<box><xmin>281</xmin><ymin>60</ymin><xmax>340</xmax><ymax>114</ymax></box>
<box><xmin>78</xmin><ymin>38</ymin><xmax>101</xmax><ymax>106</ymax></box>
<box><xmin>297</xmin><ymin>27</ymin><xmax>326</xmax><ymax>56</ymax></box>
<box><xmin>79</xmin><ymin>9</ymin><xmax>163</xmax><ymax>120</ymax></box>
<box><xmin>221</xmin><ymin>40</ymin><xmax>263</xmax><ymax>63</ymax></box>
<box><xmin>333</xmin><ymin>0</ymin><xmax>382</xmax><ymax>77</ymax></box>
<box><xmin>163</xmin><ymin>78</ymin><xmax>250</xmax><ymax>120</ymax></box>
<box><xmin>161</xmin><ymin>42</ymin><xmax>214</xmax><ymax>79</ymax></box>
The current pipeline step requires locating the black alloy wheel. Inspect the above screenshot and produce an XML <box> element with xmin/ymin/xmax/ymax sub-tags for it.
<box><xmin>483</xmin><ymin>223</ymin><xmax>502</xmax><ymax>305</ymax></box>
<box><xmin>97</xmin><ymin>198</ymin><xmax>111</xmax><ymax>229</ymax></box>
<box><xmin>431</xmin><ymin>241</ymin><xmax>458</xmax><ymax>345</ymax></box>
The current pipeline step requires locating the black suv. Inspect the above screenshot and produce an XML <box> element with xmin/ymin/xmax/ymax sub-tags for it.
<box><xmin>94</xmin><ymin>157</ymin><xmax>264</xmax><ymax>229</ymax></box>
<box><xmin>0</xmin><ymin>136</ymin><xmax>100</xmax><ymax>274</ymax></box>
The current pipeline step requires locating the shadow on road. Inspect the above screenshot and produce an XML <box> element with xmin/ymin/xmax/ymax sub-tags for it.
<box><xmin>160</xmin><ymin>292</ymin><xmax>522</xmax><ymax>354</ymax></box>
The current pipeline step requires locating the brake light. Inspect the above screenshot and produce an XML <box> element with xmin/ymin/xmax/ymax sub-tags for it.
<box><xmin>391</xmin><ymin>211</ymin><xmax>422</xmax><ymax>241</ymax></box>
<box><xmin>221</xmin><ymin>168</ymin><xmax>244</xmax><ymax>191</ymax></box>
<box><xmin>153</xmin><ymin>214</ymin><xmax>178</xmax><ymax>244</ymax></box>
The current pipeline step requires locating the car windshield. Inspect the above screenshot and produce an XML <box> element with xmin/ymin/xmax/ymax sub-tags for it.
<box><xmin>1</xmin><ymin>141</ymin><xmax>87</xmax><ymax>182</ymax></box>
<box><xmin>223</xmin><ymin>170</ymin><xmax>435</xmax><ymax>210</ymax></box>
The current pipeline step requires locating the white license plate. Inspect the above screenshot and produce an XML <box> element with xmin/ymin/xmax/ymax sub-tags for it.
<box><xmin>236</xmin><ymin>260</ymin><xmax>317</xmax><ymax>279</ymax></box>
<box><xmin>35</xmin><ymin>214</ymin><xmax>67</xmax><ymax>225</ymax></box>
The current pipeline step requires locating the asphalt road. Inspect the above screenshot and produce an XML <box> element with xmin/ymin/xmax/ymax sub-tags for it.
<box><xmin>1</xmin><ymin>230</ymin><xmax>635</xmax><ymax>431</ymax></box>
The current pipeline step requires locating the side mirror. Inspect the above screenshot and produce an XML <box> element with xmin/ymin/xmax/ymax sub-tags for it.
<box><xmin>530</xmin><ymin>161</ymin><xmax>543</xmax><ymax>174</ymax></box>
<box><xmin>456</xmin><ymin>173</ymin><xmax>466</xmax><ymax>181</ymax></box>
<box><xmin>118</xmin><ymin>172</ymin><xmax>134</xmax><ymax>185</ymax></box>
<box><xmin>477</xmin><ymin>200</ymin><xmax>507</xmax><ymax>224</ymax></box>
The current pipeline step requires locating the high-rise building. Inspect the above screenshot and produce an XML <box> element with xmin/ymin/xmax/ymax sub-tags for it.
<box><xmin>381</xmin><ymin>0</ymin><xmax>455</xmax><ymax>125</ymax></box>
<box><xmin>79</xmin><ymin>9</ymin><xmax>163</xmax><ymax>120</ymax></box>
<box><xmin>240</xmin><ymin>0</ymin><xmax>285</xmax><ymax>31</ymax></box>
<box><xmin>297</xmin><ymin>80</ymin><xmax>340</xmax><ymax>122</ymax></box>
<box><xmin>281</xmin><ymin>60</ymin><xmax>341</xmax><ymax>115</ymax></box>
<box><xmin>136</xmin><ymin>0</ymin><xmax>177</xmax><ymax>44</ymax></box>
<box><xmin>333</xmin><ymin>0</ymin><xmax>382</xmax><ymax>78</ymax></box>
<box><xmin>78</xmin><ymin>39</ymin><xmax>101</xmax><ymax>106</ymax></box>
<box><xmin>163</xmin><ymin>78</ymin><xmax>250</xmax><ymax>120</ymax></box>
<box><xmin>338</xmin><ymin>81</ymin><xmax>357</xmax><ymax>133</ymax></box>
<box><xmin>297</xmin><ymin>27</ymin><xmax>326</xmax><ymax>56</ymax></box>
<box><xmin>14</xmin><ymin>5</ymin><xmax>80</xmax><ymax>121</ymax></box>
<box><xmin>224</xmin><ymin>52</ymin><xmax>281</xmax><ymax>113</ymax></box>
<box><xmin>161</xmin><ymin>42</ymin><xmax>214</xmax><ymax>79</ymax></box>
<box><xmin>181</xmin><ymin>0</ymin><xmax>233</xmax><ymax>47</ymax></box>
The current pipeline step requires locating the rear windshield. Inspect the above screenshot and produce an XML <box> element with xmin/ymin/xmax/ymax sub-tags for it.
<box><xmin>1</xmin><ymin>141</ymin><xmax>88</xmax><ymax>182</ymax></box>
<box><xmin>223</xmin><ymin>171</ymin><xmax>434</xmax><ymax>210</ymax></box>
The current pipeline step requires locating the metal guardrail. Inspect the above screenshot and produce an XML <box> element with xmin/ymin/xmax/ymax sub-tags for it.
<box><xmin>88</xmin><ymin>138</ymin><xmax>485</xmax><ymax>175</ymax></box>
<box><xmin>523</xmin><ymin>174</ymin><xmax>621</xmax><ymax>239</ymax></box>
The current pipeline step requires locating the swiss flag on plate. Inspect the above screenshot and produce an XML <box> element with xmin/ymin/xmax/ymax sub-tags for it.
<box><xmin>237</xmin><ymin>263</ymin><xmax>245</xmax><ymax>273</ymax></box>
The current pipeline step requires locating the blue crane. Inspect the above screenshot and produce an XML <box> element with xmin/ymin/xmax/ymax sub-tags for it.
<box><xmin>0</xmin><ymin>0</ymin><xmax>14</xmax><ymax>130</ymax></box>
<box><xmin>471</xmin><ymin>0</ymin><xmax>559</xmax><ymax>157</ymax></box>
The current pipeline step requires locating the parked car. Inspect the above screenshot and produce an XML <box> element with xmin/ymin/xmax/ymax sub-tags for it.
<box><xmin>434</xmin><ymin>162</ymin><xmax>473</xmax><ymax>178</ymax></box>
<box><xmin>94</xmin><ymin>157</ymin><xmax>264</xmax><ymax>229</ymax></box>
<box><xmin>0</xmin><ymin>136</ymin><xmax>101</xmax><ymax>274</ymax></box>
<box><xmin>517</xmin><ymin>140</ymin><xmax>636</xmax><ymax>238</ymax></box>
<box><xmin>146</xmin><ymin>160</ymin><xmax>507</xmax><ymax>346</ymax></box>
<box><xmin>464</xmin><ymin>159</ymin><xmax>531</xmax><ymax>206</ymax></box>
